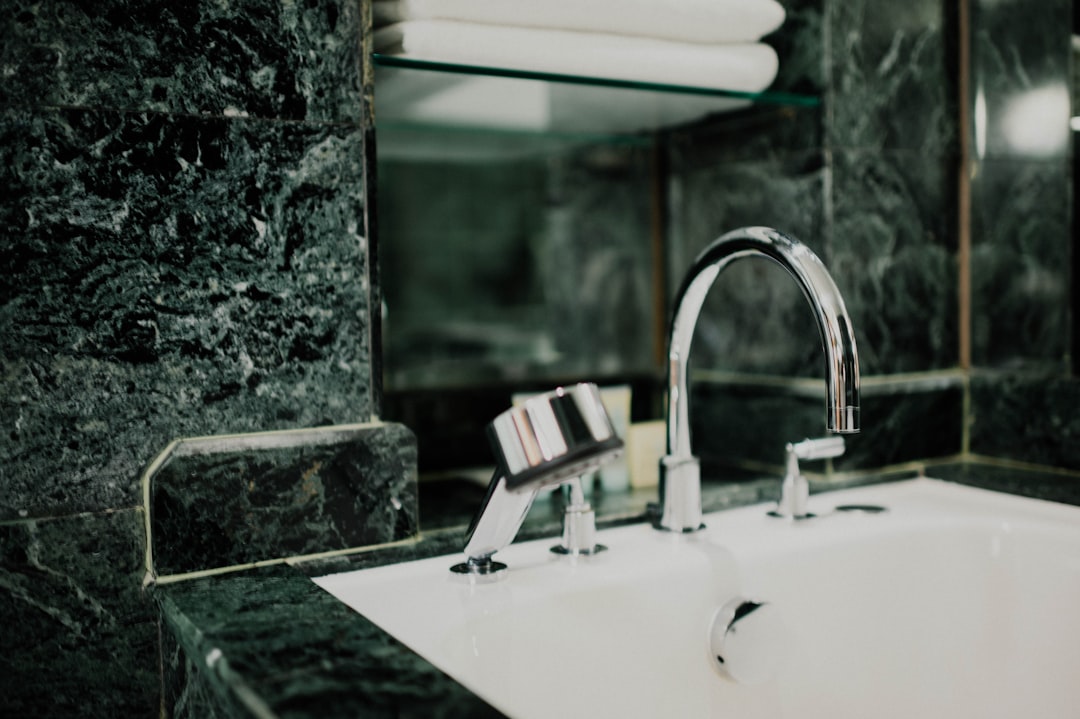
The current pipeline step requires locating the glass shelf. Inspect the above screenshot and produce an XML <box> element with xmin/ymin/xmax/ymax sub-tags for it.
<box><xmin>373</xmin><ymin>53</ymin><xmax>819</xmax><ymax>159</ymax></box>
<box><xmin>374</xmin><ymin>54</ymin><xmax>819</xmax><ymax>106</ymax></box>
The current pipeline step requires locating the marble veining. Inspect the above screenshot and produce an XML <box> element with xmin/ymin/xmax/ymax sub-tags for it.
<box><xmin>829</xmin><ymin>149</ymin><xmax>958</xmax><ymax>374</ymax></box>
<box><xmin>159</xmin><ymin>565</ymin><xmax>505</xmax><ymax>719</ymax></box>
<box><xmin>1</xmin><ymin>0</ymin><xmax>364</xmax><ymax>123</ymax></box>
<box><xmin>970</xmin><ymin>0</ymin><xmax>1072</xmax><ymax>160</ymax></box>
<box><xmin>149</xmin><ymin>424</ymin><xmax>418</xmax><ymax>578</ymax></box>
<box><xmin>827</xmin><ymin>0</ymin><xmax>957</xmax><ymax>153</ymax></box>
<box><xmin>0</xmin><ymin>508</ymin><xmax>158</xmax><ymax>717</ymax></box>
<box><xmin>1</xmin><ymin>107</ymin><xmax>370</xmax><ymax>520</ymax></box>
<box><xmin>970</xmin><ymin>159</ymin><xmax>1071</xmax><ymax>371</ymax></box>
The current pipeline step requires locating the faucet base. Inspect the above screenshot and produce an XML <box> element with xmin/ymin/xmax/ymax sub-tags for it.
<box><xmin>450</xmin><ymin>556</ymin><xmax>508</xmax><ymax>576</ymax></box>
<box><xmin>655</xmin><ymin>454</ymin><xmax>707</xmax><ymax>533</ymax></box>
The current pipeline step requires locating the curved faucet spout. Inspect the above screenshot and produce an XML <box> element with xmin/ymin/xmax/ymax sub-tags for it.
<box><xmin>657</xmin><ymin>226</ymin><xmax>860</xmax><ymax>533</ymax></box>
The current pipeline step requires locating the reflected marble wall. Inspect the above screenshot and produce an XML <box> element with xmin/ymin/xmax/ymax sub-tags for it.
<box><xmin>968</xmin><ymin>0</ymin><xmax>1072</xmax><ymax>371</ymax></box>
<box><xmin>671</xmin><ymin>0</ymin><xmax>963</xmax><ymax>473</ymax></box>
<box><xmin>966</xmin><ymin>0</ymin><xmax>1076</xmax><ymax>468</ymax></box>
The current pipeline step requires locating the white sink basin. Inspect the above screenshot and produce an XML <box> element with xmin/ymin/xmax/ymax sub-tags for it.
<box><xmin>314</xmin><ymin>478</ymin><xmax>1080</xmax><ymax>719</ymax></box>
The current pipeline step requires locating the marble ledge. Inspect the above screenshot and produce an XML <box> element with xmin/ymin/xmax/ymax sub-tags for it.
<box><xmin>157</xmin><ymin>462</ymin><xmax>1080</xmax><ymax>719</ymax></box>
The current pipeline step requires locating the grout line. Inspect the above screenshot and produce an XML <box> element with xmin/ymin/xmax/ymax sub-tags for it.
<box><xmin>725</xmin><ymin>456</ymin><xmax>948</xmax><ymax>481</ymax></box>
<box><xmin>150</xmin><ymin>534</ymin><xmax>423</xmax><ymax>586</ymax></box>
<box><xmin>140</xmin><ymin>439</ymin><xmax>180</xmax><ymax>587</ymax></box>
<box><xmin>963</xmin><ymin>454</ymin><xmax>1080</xmax><ymax>479</ymax></box>
<box><xmin>957</xmin><ymin>0</ymin><xmax>973</xmax><ymax>371</ymax></box>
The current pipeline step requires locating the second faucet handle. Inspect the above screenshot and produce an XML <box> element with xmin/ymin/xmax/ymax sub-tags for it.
<box><xmin>790</xmin><ymin>436</ymin><xmax>846</xmax><ymax>462</ymax></box>
<box><xmin>770</xmin><ymin>436</ymin><xmax>846</xmax><ymax>520</ymax></box>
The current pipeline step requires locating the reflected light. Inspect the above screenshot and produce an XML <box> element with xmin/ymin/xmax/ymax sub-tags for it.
<box><xmin>1001</xmin><ymin>84</ymin><xmax>1070</xmax><ymax>156</ymax></box>
<box><xmin>974</xmin><ymin>86</ymin><xmax>987</xmax><ymax>158</ymax></box>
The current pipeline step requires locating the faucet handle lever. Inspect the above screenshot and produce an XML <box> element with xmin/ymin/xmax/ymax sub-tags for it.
<box><xmin>789</xmin><ymin>436</ymin><xmax>846</xmax><ymax>461</ymax></box>
<box><xmin>772</xmin><ymin>437</ymin><xmax>845</xmax><ymax>521</ymax></box>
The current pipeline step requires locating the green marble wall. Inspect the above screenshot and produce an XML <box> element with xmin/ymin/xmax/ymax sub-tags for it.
<box><xmin>0</xmin><ymin>1</ymin><xmax>388</xmax><ymax>715</ymax></box>
<box><xmin>676</xmin><ymin>0</ymin><xmax>1077</xmax><ymax>480</ymax></box>
<box><xmin>670</xmin><ymin>0</ymin><xmax>966</xmax><ymax>475</ymax></box>
<box><xmin>149</xmin><ymin>424</ymin><xmax>418</xmax><ymax>579</ymax></box>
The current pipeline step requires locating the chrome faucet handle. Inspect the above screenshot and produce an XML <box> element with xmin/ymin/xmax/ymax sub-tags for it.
<box><xmin>551</xmin><ymin>477</ymin><xmax>606</xmax><ymax>556</ymax></box>
<box><xmin>769</xmin><ymin>437</ymin><xmax>845</xmax><ymax>520</ymax></box>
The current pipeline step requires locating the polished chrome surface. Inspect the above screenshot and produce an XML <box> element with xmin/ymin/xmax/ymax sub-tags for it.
<box><xmin>454</xmin><ymin>383</ymin><xmax>623</xmax><ymax>573</ymax></box>
<box><xmin>658</xmin><ymin>227</ymin><xmax>861</xmax><ymax>532</ymax></box>
<box><xmin>489</xmin><ymin>383</ymin><xmax>624</xmax><ymax>492</ymax></box>
<box><xmin>456</xmin><ymin>473</ymin><xmax>538</xmax><ymax>573</ymax></box>
<box><xmin>769</xmin><ymin>436</ymin><xmax>846</xmax><ymax>520</ymax></box>
<box><xmin>551</xmin><ymin>478</ymin><xmax>607</xmax><ymax>556</ymax></box>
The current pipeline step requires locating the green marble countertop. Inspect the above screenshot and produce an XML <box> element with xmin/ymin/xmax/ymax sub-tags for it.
<box><xmin>157</xmin><ymin>463</ymin><xmax>1080</xmax><ymax>718</ymax></box>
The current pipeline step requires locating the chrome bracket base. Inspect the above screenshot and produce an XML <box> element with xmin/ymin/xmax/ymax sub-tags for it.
<box><xmin>655</xmin><ymin>454</ymin><xmax>706</xmax><ymax>533</ymax></box>
<box><xmin>449</xmin><ymin>556</ymin><xmax>508</xmax><ymax>576</ymax></box>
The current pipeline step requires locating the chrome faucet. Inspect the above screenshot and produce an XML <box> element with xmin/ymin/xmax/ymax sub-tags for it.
<box><xmin>452</xmin><ymin>383</ymin><xmax>623</xmax><ymax>575</ymax></box>
<box><xmin>657</xmin><ymin>227</ymin><xmax>860</xmax><ymax>533</ymax></box>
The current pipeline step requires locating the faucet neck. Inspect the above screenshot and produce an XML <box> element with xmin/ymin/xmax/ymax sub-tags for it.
<box><xmin>659</xmin><ymin>227</ymin><xmax>861</xmax><ymax>532</ymax></box>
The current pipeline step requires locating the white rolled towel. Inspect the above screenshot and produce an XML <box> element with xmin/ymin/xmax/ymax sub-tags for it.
<box><xmin>381</xmin><ymin>20</ymin><xmax>779</xmax><ymax>94</ymax></box>
<box><xmin>395</xmin><ymin>0</ymin><xmax>786</xmax><ymax>44</ymax></box>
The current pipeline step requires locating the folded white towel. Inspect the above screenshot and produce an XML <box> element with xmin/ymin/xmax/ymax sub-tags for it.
<box><xmin>383</xmin><ymin>21</ymin><xmax>779</xmax><ymax>94</ymax></box>
<box><xmin>399</xmin><ymin>0</ymin><xmax>786</xmax><ymax>44</ymax></box>
<box><xmin>373</xmin><ymin>1</ymin><xmax>407</xmax><ymax>28</ymax></box>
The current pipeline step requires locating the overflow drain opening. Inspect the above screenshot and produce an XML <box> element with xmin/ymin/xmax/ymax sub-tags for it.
<box><xmin>834</xmin><ymin>504</ymin><xmax>887</xmax><ymax>514</ymax></box>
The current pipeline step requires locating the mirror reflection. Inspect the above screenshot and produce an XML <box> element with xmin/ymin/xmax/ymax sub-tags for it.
<box><xmin>372</xmin><ymin>0</ymin><xmax>1076</xmax><ymax>489</ymax></box>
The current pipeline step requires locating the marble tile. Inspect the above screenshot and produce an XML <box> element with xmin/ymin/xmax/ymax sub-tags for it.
<box><xmin>969</xmin><ymin>372</ymin><xmax>1080</xmax><ymax>471</ymax></box>
<box><xmin>0</xmin><ymin>107</ymin><xmax>371</xmax><ymax>520</ymax></box>
<box><xmin>827</xmin><ymin>0</ymin><xmax>957</xmax><ymax>153</ymax></box>
<box><xmin>667</xmin><ymin>149</ymin><xmax>826</xmax><ymax>276</ymax></box>
<box><xmin>969</xmin><ymin>158</ymin><xmax>1072</xmax><ymax>371</ymax></box>
<box><xmin>0</xmin><ymin>509</ymin><xmax>159</xmax><ymax>718</ymax></box>
<box><xmin>829</xmin><ymin>148</ymin><xmax>959</xmax><ymax>374</ymax></box>
<box><xmin>0</xmin><ymin>0</ymin><xmax>364</xmax><ymax>123</ymax></box>
<box><xmin>150</xmin><ymin>424</ymin><xmax>418</xmax><ymax>577</ymax></box>
<box><xmin>680</xmin><ymin>254</ymin><xmax>828</xmax><ymax>379</ymax></box>
<box><xmin>541</xmin><ymin>145</ymin><xmax>660</xmax><ymax>377</ymax></box>
<box><xmin>768</xmin><ymin>0</ymin><xmax>826</xmax><ymax>97</ymax></box>
<box><xmin>969</xmin><ymin>0</ymin><xmax>1071</xmax><ymax>160</ymax></box>
<box><xmin>161</xmin><ymin>627</ymin><xmax>252</xmax><ymax>719</ymax></box>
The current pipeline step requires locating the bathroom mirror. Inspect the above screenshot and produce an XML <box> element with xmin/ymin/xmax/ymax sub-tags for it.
<box><xmin>371</xmin><ymin>3</ymin><xmax>818</xmax><ymax>475</ymax></box>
